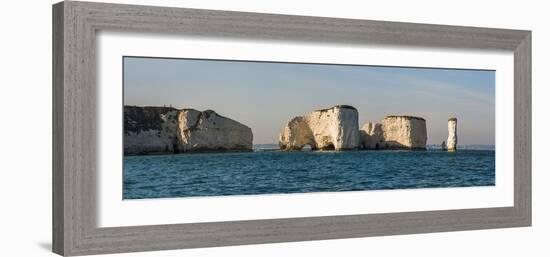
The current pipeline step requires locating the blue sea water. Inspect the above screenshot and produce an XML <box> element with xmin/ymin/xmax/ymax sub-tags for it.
<box><xmin>123</xmin><ymin>147</ymin><xmax>495</xmax><ymax>199</ymax></box>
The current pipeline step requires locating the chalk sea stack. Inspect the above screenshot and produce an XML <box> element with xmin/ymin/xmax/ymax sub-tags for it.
<box><xmin>360</xmin><ymin>116</ymin><xmax>428</xmax><ymax>150</ymax></box>
<box><xmin>447</xmin><ymin>117</ymin><xmax>457</xmax><ymax>152</ymax></box>
<box><xmin>278</xmin><ymin>105</ymin><xmax>360</xmax><ymax>151</ymax></box>
<box><xmin>279</xmin><ymin>105</ymin><xmax>428</xmax><ymax>151</ymax></box>
<box><xmin>124</xmin><ymin>106</ymin><xmax>253</xmax><ymax>155</ymax></box>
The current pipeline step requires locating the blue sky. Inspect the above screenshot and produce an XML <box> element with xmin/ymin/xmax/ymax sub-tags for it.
<box><xmin>124</xmin><ymin>57</ymin><xmax>495</xmax><ymax>145</ymax></box>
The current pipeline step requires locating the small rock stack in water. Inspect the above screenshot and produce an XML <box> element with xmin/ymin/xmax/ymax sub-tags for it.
<box><xmin>447</xmin><ymin>117</ymin><xmax>457</xmax><ymax>152</ymax></box>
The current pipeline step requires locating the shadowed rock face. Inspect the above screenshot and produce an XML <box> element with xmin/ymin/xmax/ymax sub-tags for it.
<box><xmin>124</xmin><ymin>106</ymin><xmax>179</xmax><ymax>134</ymax></box>
<box><xmin>124</xmin><ymin>106</ymin><xmax>180</xmax><ymax>155</ymax></box>
<box><xmin>359</xmin><ymin>122</ymin><xmax>384</xmax><ymax>149</ymax></box>
<box><xmin>124</xmin><ymin>106</ymin><xmax>252</xmax><ymax>155</ymax></box>
<box><xmin>360</xmin><ymin>116</ymin><xmax>427</xmax><ymax>150</ymax></box>
<box><xmin>278</xmin><ymin>105</ymin><xmax>360</xmax><ymax>151</ymax></box>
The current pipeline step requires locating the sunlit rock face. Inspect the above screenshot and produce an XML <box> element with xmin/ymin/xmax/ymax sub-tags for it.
<box><xmin>360</xmin><ymin>116</ymin><xmax>427</xmax><ymax>150</ymax></box>
<box><xmin>279</xmin><ymin>105</ymin><xmax>360</xmax><ymax>151</ymax></box>
<box><xmin>177</xmin><ymin>109</ymin><xmax>253</xmax><ymax>152</ymax></box>
<box><xmin>447</xmin><ymin>117</ymin><xmax>457</xmax><ymax>152</ymax></box>
<box><xmin>381</xmin><ymin>116</ymin><xmax>427</xmax><ymax>149</ymax></box>
<box><xmin>124</xmin><ymin>106</ymin><xmax>252</xmax><ymax>155</ymax></box>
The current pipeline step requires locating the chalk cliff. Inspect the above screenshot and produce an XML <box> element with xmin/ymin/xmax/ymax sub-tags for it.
<box><xmin>177</xmin><ymin>109</ymin><xmax>253</xmax><ymax>152</ymax></box>
<box><xmin>360</xmin><ymin>115</ymin><xmax>427</xmax><ymax>150</ymax></box>
<box><xmin>124</xmin><ymin>106</ymin><xmax>252</xmax><ymax>155</ymax></box>
<box><xmin>124</xmin><ymin>106</ymin><xmax>180</xmax><ymax>155</ymax></box>
<box><xmin>278</xmin><ymin>105</ymin><xmax>360</xmax><ymax>151</ymax></box>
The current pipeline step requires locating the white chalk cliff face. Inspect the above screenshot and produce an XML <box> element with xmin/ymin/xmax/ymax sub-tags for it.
<box><xmin>279</xmin><ymin>105</ymin><xmax>359</xmax><ymax>151</ymax></box>
<box><xmin>360</xmin><ymin>116</ymin><xmax>427</xmax><ymax>150</ymax></box>
<box><xmin>177</xmin><ymin>109</ymin><xmax>253</xmax><ymax>152</ymax></box>
<box><xmin>124</xmin><ymin>106</ymin><xmax>252</xmax><ymax>155</ymax></box>
<box><xmin>447</xmin><ymin>118</ymin><xmax>457</xmax><ymax>151</ymax></box>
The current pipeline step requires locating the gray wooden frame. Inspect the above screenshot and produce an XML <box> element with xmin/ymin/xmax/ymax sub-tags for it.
<box><xmin>52</xmin><ymin>1</ymin><xmax>531</xmax><ymax>256</ymax></box>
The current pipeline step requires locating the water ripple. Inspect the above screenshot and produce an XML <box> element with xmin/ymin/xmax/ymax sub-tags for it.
<box><xmin>123</xmin><ymin>150</ymin><xmax>495</xmax><ymax>199</ymax></box>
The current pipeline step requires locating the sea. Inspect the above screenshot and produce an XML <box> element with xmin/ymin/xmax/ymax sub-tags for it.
<box><xmin>123</xmin><ymin>144</ymin><xmax>495</xmax><ymax>199</ymax></box>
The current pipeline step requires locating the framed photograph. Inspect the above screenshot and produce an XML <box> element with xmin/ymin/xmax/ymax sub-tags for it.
<box><xmin>52</xmin><ymin>1</ymin><xmax>531</xmax><ymax>256</ymax></box>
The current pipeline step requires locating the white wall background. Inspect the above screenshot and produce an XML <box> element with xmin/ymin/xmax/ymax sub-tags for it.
<box><xmin>0</xmin><ymin>0</ymin><xmax>547</xmax><ymax>256</ymax></box>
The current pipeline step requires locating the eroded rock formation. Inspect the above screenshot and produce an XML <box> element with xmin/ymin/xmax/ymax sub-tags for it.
<box><xmin>124</xmin><ymin>106</ymin><xmax>252</xmax><ymax>155</ymax></box>
<box><xmin>177</xmin><ymin>109</ymin><xmax>253</xmax><ymax>152</ymax></box>
<box><xmin>278</xmin><ymin>105</ymin><xmax>360</xmax><ymax>151</ymax></box>
<box><xmin>447</xmin><ymin>117</ymin><xmax>457</xmax><ymax>152</ymax></box>
<box><xmin>359</xmin><ymin>122</ymin><xmax>384</xmax><ymax>149</ymax></box>
<box><xmin>360</xmin><ymin>116</ymin><xmax>427</xmax><ymax>150</ymax></box>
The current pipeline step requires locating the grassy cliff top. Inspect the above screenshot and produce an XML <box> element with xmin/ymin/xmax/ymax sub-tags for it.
<box><xmin>384</xmin><ymin>115</ymin><xmax>426</xmax><ymax>121</ymax></box>
<box><xmin>315</xmin><ymin>105</ymin><xmax>357</xmax><ymax>112</ymax></box>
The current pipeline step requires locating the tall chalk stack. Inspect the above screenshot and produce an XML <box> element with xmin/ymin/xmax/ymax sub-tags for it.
<box><xmin>447</xmin><ymin>117</ymin><xmax>457</xmax><ymax>152</ymax></box>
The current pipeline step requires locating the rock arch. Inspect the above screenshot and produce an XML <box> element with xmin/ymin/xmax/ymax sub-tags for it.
<box><xmin>278</xmin><ymin>105</ymin><xmax>359</xmax><ymax>151</ymax></box>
